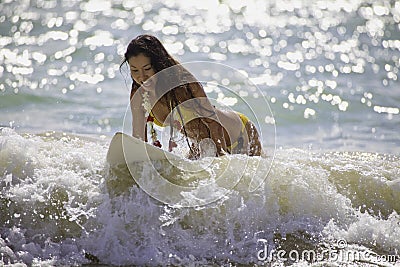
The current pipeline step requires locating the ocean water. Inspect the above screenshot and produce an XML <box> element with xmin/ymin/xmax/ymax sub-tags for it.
<box><xmin>1</xmin><ymin>0</ymin><xmax>399</xmax><ymax>266</ymax></box>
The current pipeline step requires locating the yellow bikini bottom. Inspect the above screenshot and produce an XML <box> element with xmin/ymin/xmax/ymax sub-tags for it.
<box><xmin>226</xmin><ymin>112</ymin><xmax>249</xmax><ymax>152</ymax></box>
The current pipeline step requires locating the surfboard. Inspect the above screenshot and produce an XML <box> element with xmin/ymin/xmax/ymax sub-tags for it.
<box><xmin>106</xmin><ymin>132</ymin><xmax>181</xmax><ymax>166</ymax></box>
<box><xmin>105</xmin><ymin>132</ymin><xmax>270</xmax><ymax>206</ymax></box>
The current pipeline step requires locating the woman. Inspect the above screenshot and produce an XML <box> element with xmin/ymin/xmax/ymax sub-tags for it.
<box><xmin>121</xmin><ymin>34</ymin><xmax>262</xmax><ymax>158</ymax></box>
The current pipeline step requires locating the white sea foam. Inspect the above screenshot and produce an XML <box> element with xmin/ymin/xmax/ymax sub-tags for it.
<box><xmin>1</xmin><ymin>129</ymin><xmax>399</xmax><ymax>266</ymax></box>
<box><xmin>1</xmin><ymin>0</ymin><xmax>400</xmax><ymax>265</ymax></box>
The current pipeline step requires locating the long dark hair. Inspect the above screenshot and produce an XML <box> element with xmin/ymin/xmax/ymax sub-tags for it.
<box><xmin>121</xmin><ymin>35</ymin><xmax>215</xmax><ymax>155</ymax></box>
<box><xmin>121</xmin><ymin>35</ymin><xmax>177</xmax><ymax>91</ymax></box>
<box><xmin>121</xmin><ymin>34</ymin><xmax>207</xmax><ymax>113</ymax></box>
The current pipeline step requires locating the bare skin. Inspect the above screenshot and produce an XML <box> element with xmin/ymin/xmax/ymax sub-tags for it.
<box><xmin>129</xmin><ymin>53</ymin><xmax>262</xmax><ymax>157</ymax></box>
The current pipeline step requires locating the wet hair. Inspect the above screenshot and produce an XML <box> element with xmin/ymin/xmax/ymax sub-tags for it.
<box><xmin>121</xmin><ymin>34</ymin><xmax>203</xmax><ymax>107</ymax></box>
<box><xmin>121</xmin><ymin>35</ymin><xmax>215</xmax><ymax>155</ymax></box>
<box><xmin>121</xmin><ymin>34</ymin><xmax>178</xmax><ymax>89</ymax></box>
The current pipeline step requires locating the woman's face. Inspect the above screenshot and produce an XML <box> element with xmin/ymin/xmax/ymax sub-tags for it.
<box><xmin>128</xmin><ymin>53</ymin><xmax>157</xmax><ymax>90</ymax></box>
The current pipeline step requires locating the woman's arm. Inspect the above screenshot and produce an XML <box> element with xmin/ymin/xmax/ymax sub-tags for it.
<box><xmin>188</xmin><ymin>82</ymin><xmax>229</xmax><ymax>155</ymax></box>
<box><xmin>130</xmin><ymin>87</ymin><xmax>147</xmax><ymax>140</ymax></box>
<box><xmin>201</xmin><ymin>118</ymin><xmax>228</xmax><ymax>156</ymax></box>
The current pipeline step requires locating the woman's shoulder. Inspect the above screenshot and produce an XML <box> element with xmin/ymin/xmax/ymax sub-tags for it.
<box><xmin>130</xmin><ymin>84</ymin><xmax>139</xmax><ymax>99</ymax></box>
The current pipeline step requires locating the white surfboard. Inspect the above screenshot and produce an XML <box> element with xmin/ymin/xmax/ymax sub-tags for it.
<box><xmin>106</xmin><ymin>132</ymin><xmax>270</xmax><ymax>206</ymax></box>
<box><xmin>106</xmin><ymin>132</ymin><xmax>181</xmax><ymax>166</ymax></box>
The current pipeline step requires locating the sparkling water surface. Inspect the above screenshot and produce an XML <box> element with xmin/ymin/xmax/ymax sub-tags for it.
<box><xmin>0</xmin><ymin>0</ymin><xmax>399</xmax><ymax>266</ymax></box>
<box><xmin>1</xmin><ymin>0</ymin><xmax>399</xmax><ymax>153</ymax></box>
